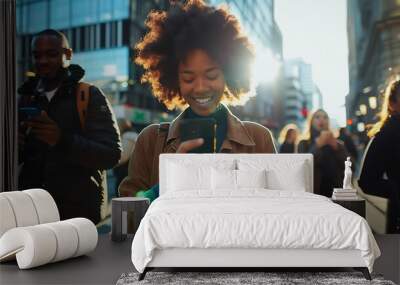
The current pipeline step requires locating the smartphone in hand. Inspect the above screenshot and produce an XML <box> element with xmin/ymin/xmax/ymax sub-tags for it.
<box><xmin>180</xmin><ymin>118</ymin><xmax>217</xmax><ymax>153</ymax></box>
<box><xmin>18</xmin><ymin>107</ymin><xmax>41</xmax><ymax>136</ymax></box>
<box><xmin>19</xmin><ymin>107</ymin><xmax>41</xmax><ymax>120</ymax></box>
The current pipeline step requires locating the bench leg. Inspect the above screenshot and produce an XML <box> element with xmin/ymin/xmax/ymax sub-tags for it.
<box><xmin>354</xmin><ymin>267</ymin><xmax>371</xmax><ymax>280</ymax></box>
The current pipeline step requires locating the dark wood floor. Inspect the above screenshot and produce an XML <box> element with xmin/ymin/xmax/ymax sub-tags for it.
<box><xmin>373</xmin><ymin>234</ymin><xmax>400</xmax><ymax>284</ymax></box>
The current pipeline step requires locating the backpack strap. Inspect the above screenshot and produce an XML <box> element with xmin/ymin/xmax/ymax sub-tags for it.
<box><xmin>150</xmin><ymin>123</ymin><xmax>170</xmax><ymax>183</ymax></box>
<box><xmin>156</xmin><ymin>123</ymin><xmax>170</xmax><ymax>154</ymax></box>
<box><xmin>76</xmin><ymin>82</ymin><xmax>91</xmax><ymax>130</ymax></box>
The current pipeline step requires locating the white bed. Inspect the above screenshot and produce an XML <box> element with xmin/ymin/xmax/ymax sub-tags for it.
<box><xmin>131</xmin><ymin>154</ymin><xmax>381</xmax><ymax>280</ymax></box>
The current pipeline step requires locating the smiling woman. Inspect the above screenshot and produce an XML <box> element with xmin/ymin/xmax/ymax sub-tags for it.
<box><xmin>134</xmin><ymin>0</ymin><xmax>255</xmax><ymax>111</ymax></box>
<box><xmin>118</xmin><ymin>0</ymin><xmax>277</xmax><ymax>198</ymax></box>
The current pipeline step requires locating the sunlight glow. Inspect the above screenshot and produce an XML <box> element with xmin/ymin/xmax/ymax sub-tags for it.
<box><xmin>251</xmin><ymin>46</ymin><xmax>281</xmax><ymax>86</ymax></box>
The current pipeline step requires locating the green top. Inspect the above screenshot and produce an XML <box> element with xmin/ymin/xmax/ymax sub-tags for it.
<box><xmin>183</xmin><ymin>104</ymin><xmax>228</xmax><ymax>152</ymax></box>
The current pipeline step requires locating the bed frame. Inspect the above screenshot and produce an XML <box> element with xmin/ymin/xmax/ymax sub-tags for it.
<box><xmin>139</xmin><ymin>248</ymin><xmax>371</xmax><ymax>280</ymax></box>
<box><xmin>138</xmin><ymin>154</ymin><xmax>372</xmax><ymax>281</ymax></box>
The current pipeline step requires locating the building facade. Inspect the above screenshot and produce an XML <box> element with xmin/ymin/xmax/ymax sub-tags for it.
<box><xmin>347</xmin><ymin>0</ymin><xmax>400</xmax><ymax>134</ymax></box>
<box><xmin>277</xmin><ymin>58</ymin><xmax>321</xmax><ymax>130</ymax></box>
<box><xmin>209</xmin><ymin>0</ymin><xmax>282</xmax><ymax>55</ymax></box>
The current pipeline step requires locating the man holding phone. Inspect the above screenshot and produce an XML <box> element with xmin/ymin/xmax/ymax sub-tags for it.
<box><xmin>18</xmin><ymin>29</ymin><xmax>121</xmax><ymax>224</ymax></box>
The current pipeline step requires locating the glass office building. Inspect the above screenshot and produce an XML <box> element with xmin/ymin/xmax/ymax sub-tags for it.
<box><xmin>281</xmin><ymin>59</ymin><xmax>321</xmax><ymax>128</ymax></box>
<box><xmin>209</xmin><ymin>0</ymin><xmax>281</xmax><ymax>57</ymax></box>
<box><xmin>17</xmin><ymin>0</ymin><xmax>131</xmax><ymax>84</ymax></box>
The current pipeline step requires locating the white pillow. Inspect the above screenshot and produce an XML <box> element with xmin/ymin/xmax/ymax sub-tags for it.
<box><xmin>167</xmin><ymin>162</ymin><xmax>211</xmax><ymax>191</ymax></box>
<box><xmin>212</xmin><ymin>168</ymin><xmax>237</xmax><ymax>190</ymax></box>
<box><xmin>237</xmin><ymin>159</ymin><xmax>308</xmax><ymax>192</ymax></box>
<box><xmin>211</xmin><ymin>168</ymin><xmax>267</xmax><ymax>190</ymax></box>
<box><xmin>236</xmin><ymin>169</ymin><xmax>267</xmax><ymax>189</ymax></box>
<box><xmin>266</xmin><ymin>163</ymin><xmax>306</xmax><ymax>191</ymax></box>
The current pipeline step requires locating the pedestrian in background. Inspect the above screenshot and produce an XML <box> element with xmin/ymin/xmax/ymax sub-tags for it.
<box><xmin>359</xmin><ymin>79</ymin><xmax>400</xmax><ymax>233</ymax></box>
<box><xmin>298</xmin><ymin>109</ymin><xmax>347</xmax><ymax>197</ymax></box>
<box><xmin>278</xmin><ymin>123</ymin><xmax>299</xmax><ymax>153</ymax></box>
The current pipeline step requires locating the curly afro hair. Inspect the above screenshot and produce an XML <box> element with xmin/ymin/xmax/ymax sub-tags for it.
<box><xmin>135</xmin><ymin>0</ymin><xmax>255</xmax><ymax>110</ymax></box>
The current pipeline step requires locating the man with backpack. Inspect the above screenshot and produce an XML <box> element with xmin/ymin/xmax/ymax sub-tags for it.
<box><xmin>18</xmin><ymin>29</ymin><xmax>121</xmax><ymax>224</ymax></box>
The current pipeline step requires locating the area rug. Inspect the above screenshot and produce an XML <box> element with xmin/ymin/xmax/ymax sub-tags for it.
<box><xmin>116</xmin><ymin>271</ymin><xmax>395</xmax><ymax>285</ymax></box>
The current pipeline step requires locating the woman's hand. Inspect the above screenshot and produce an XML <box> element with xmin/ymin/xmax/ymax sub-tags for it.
<box><xmin>316</xmin><ymin>130</ymin><xmax>336</xmax><ymax>149</ymax></box>
<box><xmin>176</xmin><ymin>138</ymin><xmax>204</xmax><ymax>153</ymax></box>
<box><xmin>328</xmin><ymin>135</ymin><xmax>338</xmax><ymax>150</ymax></box>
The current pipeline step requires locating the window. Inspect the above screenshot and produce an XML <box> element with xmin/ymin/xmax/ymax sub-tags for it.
<box><xmin>99</xmin><ymin>0</ymin><xmax>113</xmax><ymax>22</ymax></box>
<box><xmin>117</xmin><ymin>21</ymin><xmax>122</xmax><ymax>46</ymax></box>
<box><xmin>100</xmin><ymin>23</ymin><xmax>106</xmax><ymax>48</ymax></box>
<box><xmin>50</xmin><ymin>0</ymin><xmax>70</xmax><ymax>29</ymax></box>
<box><xmin>95</xmin><ymin>24</ymin><xmax>100</xmax><ymax>49</ymax></box>
<box><xmin>75</xmin><ymin>28</ymin><xmax>81</xmax><ymax>52</ymax></box>
<box><xmin>72</xmin><ymin>47</ymin><xmax>129</xmax><ymax>82</ymax></box>
<box><xmin>84</xmin><ymin>26</ymin><xmax>90</xmax><ymax>50</ymax></box>
<box><xmin>90</xmin><ymin>25</ymin><xmax>95</xmax><ymax>50</ymax></box>
<box><xmin>110</xmin><ymin>21</ymin><xmax>117</xmax><ymax>47</ymax></box>
<box><xmin>122</xmin><ymin>20</ymin><xmax>129</xmax><ymax>46</ymax></box>
<box><xmin>110</xmin><ymin>22</ymin><xmax>114</xmax><ymax>47</ymax></box>
<box><xmin>28</xmin><ymin>1</ymin><xmax>48</xmax><ymax>33</ymax></box>
<box><xmin>105</xmin><ymin>22</ymin><xmax>110</xmax><ymax>48</ymax></box>
<box><xmin>71</xmin><ymin>0</ymin><xmax>97</xmax><ymax>26</ymax></box>
<box><xmin>114</xmin><ymin>0</ymin><xmax>129</xmax><ymax>20</ymax></box>
<box><xmin>79</xmin><ymin>27</ymin><xmax>85</xmax><ymax>51</ymax></box>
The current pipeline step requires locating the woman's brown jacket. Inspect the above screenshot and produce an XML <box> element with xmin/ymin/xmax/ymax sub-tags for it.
<box><xmin>119</xmin><ymin>107</ymin><xmax>276</xmax><ymax>197</ymax></box>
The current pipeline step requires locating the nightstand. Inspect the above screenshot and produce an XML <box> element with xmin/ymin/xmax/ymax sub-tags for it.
<box><xmin>331</xmin><ymin>197</ymin><xmax>366</xmax><ymax>218</ymax></box>
<box><xmin>111</xmin><ymin>197</ymin><xmax>150</xmax><ymax>242</ymax></box>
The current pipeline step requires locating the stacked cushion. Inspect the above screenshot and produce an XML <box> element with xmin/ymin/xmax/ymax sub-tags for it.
<box><xmin>0</xmin><ymin>189</ymin><xmax>59</xmax><ymax>237</ymax></box>
<box><xmin>0</xmin><ymin>218</ymin><xmax>97</xmax><ymax>269</ymax></box>
<box><xmin>0</xmin><ymin>189</ymin><xmax>97</xmax><ymax>269</ymax></box>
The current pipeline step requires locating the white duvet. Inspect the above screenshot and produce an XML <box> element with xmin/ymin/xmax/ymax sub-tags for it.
<box><xmin>131</xmin><ymin>190</ymin><xmax>380</xmax><ymax>273</ymax></box>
